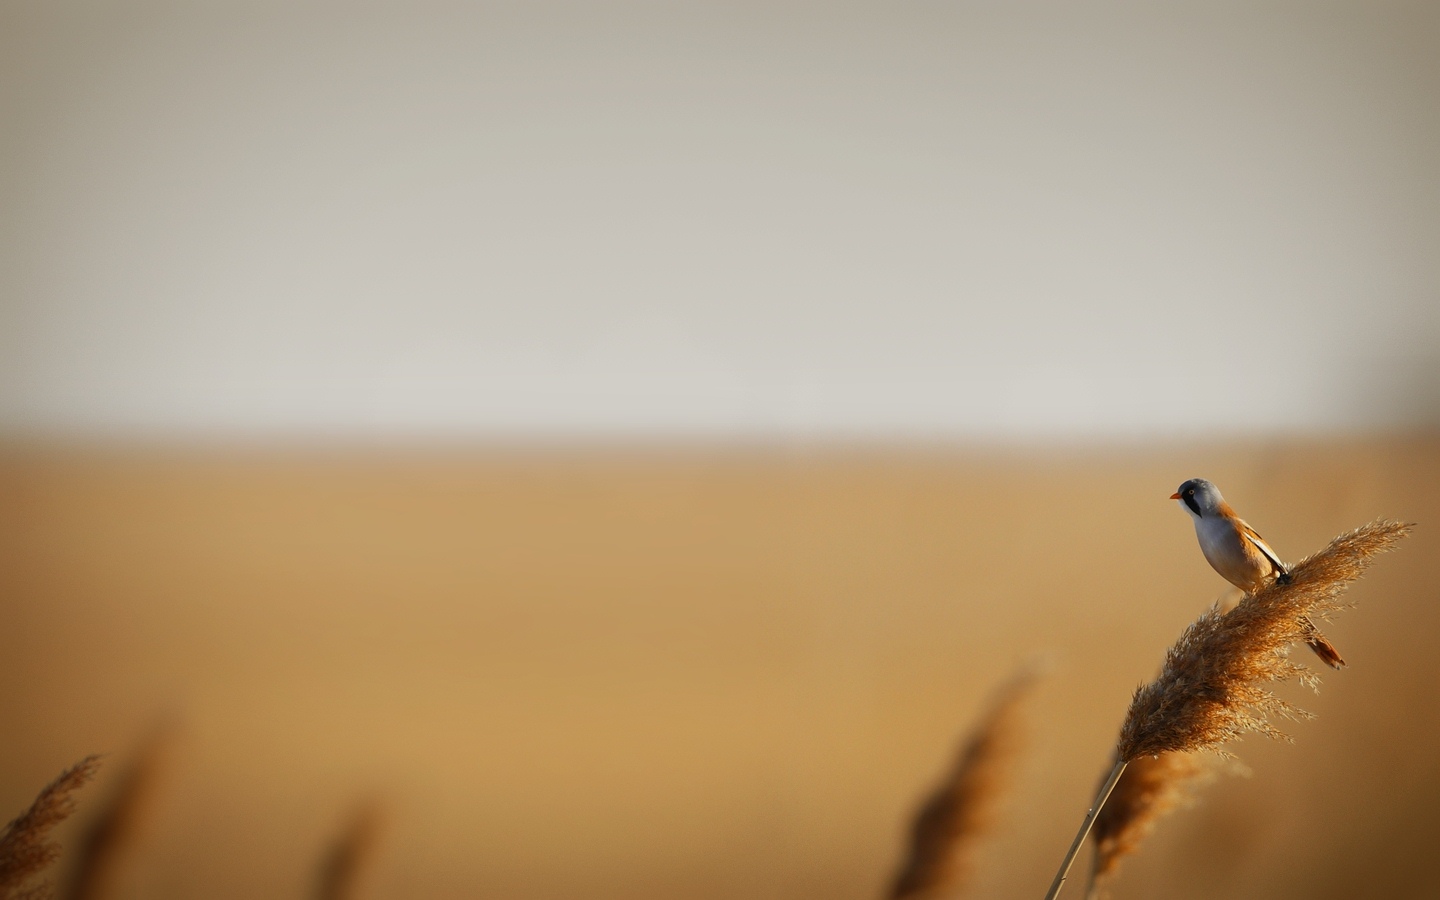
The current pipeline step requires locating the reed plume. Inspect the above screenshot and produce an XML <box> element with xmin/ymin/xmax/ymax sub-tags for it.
<box><xmin>1118</xmin><ymin>519</ymin><xmax>1409</xmax><ymax>760</ymax></box>
<box><xmin>314</xmin><ymin>801</ymin><xmax>384</xmax><ymax>900</ymax></box>
<box><xmin>65</xmin><ymin>726</ymin><xmax>175</xmax><ymax>900</ymax></box>
<box><xmin>888</xmin><ymin>670</ymin><xmax>1037</xmax><ymax>900</ymax></box>
<box><xmin>1044</xmin><ymin>518</ymin><xmax>1411</xmax><ymax>900</ymax></box>
<box><xmin>0</xmin><ymin>757</ymin><xmax>102</xmax><ymax>900</ymax></box>
<box><xmin>1083</xmin><ymin>751</ymin><xmax>1217</xmax><ymax>900</ymax></box>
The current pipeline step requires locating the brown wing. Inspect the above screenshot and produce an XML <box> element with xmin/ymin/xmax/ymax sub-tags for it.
<box><xmin>1237</xmin><ymin>520</ymin><xmax>1288</xmax><ymax>578</ymax></box>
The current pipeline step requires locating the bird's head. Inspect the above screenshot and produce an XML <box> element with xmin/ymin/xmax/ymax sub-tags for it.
<box><xmin>1171</xmin><ymin>478</ymin><xmax>1224</xmax><ymax>518</ymax></box>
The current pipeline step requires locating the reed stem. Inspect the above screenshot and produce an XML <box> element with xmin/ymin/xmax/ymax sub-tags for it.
<box><xmin>1042</xmin><ymin>759</ymin><xmax>1128</xmax><ymax>900</ymax></box>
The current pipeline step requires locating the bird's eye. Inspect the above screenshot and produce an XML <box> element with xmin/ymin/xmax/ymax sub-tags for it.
<box><xmin>1186</xmin><ymin>489</ymin><xmax>1194</xmax><ymax>496</ymax></box>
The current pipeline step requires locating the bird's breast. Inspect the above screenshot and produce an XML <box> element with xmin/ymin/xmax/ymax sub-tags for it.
<box><xmin>1193</xmin><ymin>516</ymin><xmax>1270</xmax><ymax>593</ymax></box>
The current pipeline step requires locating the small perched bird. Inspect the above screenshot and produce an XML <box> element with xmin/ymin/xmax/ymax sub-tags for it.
<box><xmin>1171</xmin><ymin>478</ymin><xmax>1346</xmax><ymax>669</ymax></box>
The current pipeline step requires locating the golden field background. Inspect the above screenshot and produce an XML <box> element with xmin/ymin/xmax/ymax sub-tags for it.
<box><xmin>1</xmin><ymin>438</ymin><xmax>1436</xmax><ymax>899</ymax></box>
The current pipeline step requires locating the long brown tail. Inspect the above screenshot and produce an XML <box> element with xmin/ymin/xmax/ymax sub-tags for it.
<box><xmin>1300</xmin><ymin>616</ymin><xmax>1346</xmax><ymax>669</ymax></box>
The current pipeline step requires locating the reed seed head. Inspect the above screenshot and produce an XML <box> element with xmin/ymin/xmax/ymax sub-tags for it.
<box><xmin>0</xmin><ymin>757</ymin><xmax>102</xmax><ymax>900</ymax></box>
<box><xmin>1087</xmin><ymin>751</ymin><xmax>1218</xmax><ymax>898</ymax></box>
<box><xmin>66</xmin><ymin>726</ymin><xmax>175</xmax><ymax>900</ymax></box>
<box><xmin>1117</xmin><ymin>519</ymin><xmax>1410</xmax><ymax>762</ymax></box>
<box><xmin>315</xmin><ymin>801</ymin><xmax>385</xmax><ymax>900</ymax></box>
<box><xmin>888</xmin><ymin>670</ymin><xmax>1037</xmax><ymax>900</ymax></box>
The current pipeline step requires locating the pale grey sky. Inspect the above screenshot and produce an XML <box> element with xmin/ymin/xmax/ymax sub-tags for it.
<box><xmin>2</xmin><ymin>2</ymin><xmax>1437</xmax><ymax>440</ymax></box>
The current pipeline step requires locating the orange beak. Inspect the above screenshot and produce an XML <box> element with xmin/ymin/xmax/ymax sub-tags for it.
<box><xmin>1169</xmin><ymin>492</ymin><xmax>1181</xmax><ymax>500</ymax></box>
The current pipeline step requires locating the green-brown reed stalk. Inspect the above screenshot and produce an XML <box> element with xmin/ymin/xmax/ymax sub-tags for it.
<box><xmin>0</xmin><ymin>757</ymin><xmax>102</xmax><ymax>900</ymax></box>
<box><xmin>315</xmin><ymin>801</ymin><xmax>384</xmax><ymax>900</ymax></box>
<box><xmin>1043</xmin><ymin>519</ymin><xmax>1410</xmax><ymax>900</ymax></box>
<box><xmin>1083</xmin><ymin>750</ymin><xmax>1217</xmax><ymax>900</ymax></box>
<box><xmin>889</xmin><ymin>670</ymin><xmax>1038</xmax><ymax>900</ymax></box>
<box><xmin>66</xmin><ymin>726</ymin><xmax>175</xmax><ymax>900</ymax></box>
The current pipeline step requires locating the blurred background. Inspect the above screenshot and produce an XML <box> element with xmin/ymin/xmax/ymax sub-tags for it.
<box><xmin>1</xmin><ymin>2</ymin><xmax>1437</xmax><ymax>898</ymax></box>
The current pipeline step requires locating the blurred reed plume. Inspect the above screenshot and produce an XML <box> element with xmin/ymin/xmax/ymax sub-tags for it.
<box><xmin>65</xmin><ymin>726</ymin><xmax>175</xmax><ymax>900</ymax></box>
<box><xmin>0</xmin><ymin>756</ymin><xmax>102</xmax><ymax>900</ymax></box>
<box><xmin>1083</xmin><ymin>751</ymin><xmax>1218</xmax><ymax>900</ymax></box>
<box><xmin>1118</xmin><ymin>519</ymin><xmax>1410</xmax><ymax>760</ymax></box>
<box><xmin>888</xmin><ymin>670</ymin><xmax>1037</xmax><ymax>900</ymax></box>
<box><xmin>314</xmin><ymin>801</ymin><xmax>384</xmax><ymax>900</ymax></box>
<box><xmin>1045</xmin><ymin>518</ymin><xmax>1411</xmax><ymax>900</ymax></box>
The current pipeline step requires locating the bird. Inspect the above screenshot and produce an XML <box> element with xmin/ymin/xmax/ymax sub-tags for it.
<box><xmin>1171</xmin><ymin>477</ymin><xmax>1345</xmax><ymax>669</ymax></box>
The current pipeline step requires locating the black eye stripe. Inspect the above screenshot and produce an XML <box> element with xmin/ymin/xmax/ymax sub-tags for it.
<box><xmin>1184</xmin><ymin>493</ymin><xmax>1202</xmax><ymax>516</ymax></box>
